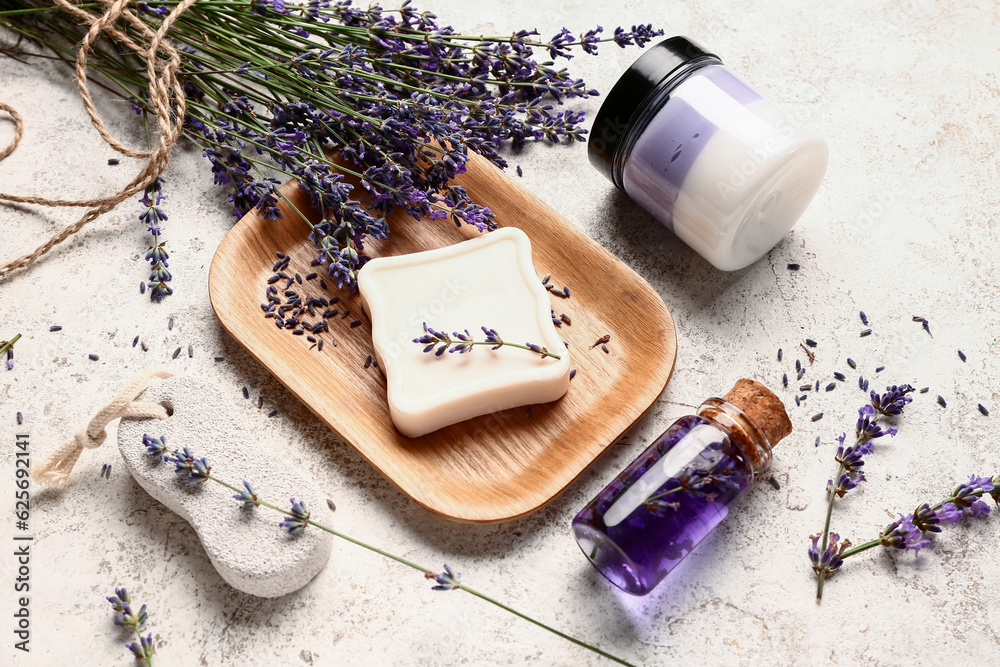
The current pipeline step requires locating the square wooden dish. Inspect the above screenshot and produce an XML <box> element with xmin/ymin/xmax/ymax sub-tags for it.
<box><xmin>208</xmin><ymin>153</ymin><xmax>676</xmax><ymax>523</ymax></box>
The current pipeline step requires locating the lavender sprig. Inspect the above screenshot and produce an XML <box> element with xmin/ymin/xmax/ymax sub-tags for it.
<box><xmin>0</xmin><ymin>333</ymin><xmax>20</xmax><ymax>371</ymax></box>
<box><xmin>143</xmin><ymin>435</ymin><xmax>632</xmax><ymax>666</ymax></box>
<box><xmin>813</xmin><ymin>384</ymin><xmax>914</xmax><ymax>599</ymax></box>
<box><xmin>413</xmin><ymin>323</ymin><xmax>561</xmax><ymax>360</ymax></box>
<box><xmin>140</xmin><ymin>177</ymin><xmax>172</xmax><ymax>302</ymax></box>
<box><xmin>106</xmin><ymin>587</ymin><xmax>155</xmax><ymax>666</ymax></box>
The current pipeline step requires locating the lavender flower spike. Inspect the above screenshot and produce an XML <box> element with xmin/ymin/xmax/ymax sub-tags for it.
<box><xmin>280</xmin><ymin>498</ymin><xmax>311</xmax><ymax>536</ymax></box>
<box><xmin>808</xmin><ymin>533</ymin><xmax>850</xmax><ymax>578</ymax></box>
<box><xmin>126</xmin><ymin>633</ymin><xmax>156</xmax><ymax>662</ymax></box>
<box><xmin>880</xmin><ymin>514</ymin><xmax>931</xmax><ymax>554</ymax></box>
<box><xmin>869</xmin><ymin>384</ymin><xmax>915</xmax><ymax>416</ymax></box>
<box><xmin>142</xmin><ymin>433</ymin><xmax>169</xmax><ymax>460</ymax></box>
<box><xmin>233</xmin><ymin>480</ymin><xmax>260</xmax><ymax>508</ymax></box>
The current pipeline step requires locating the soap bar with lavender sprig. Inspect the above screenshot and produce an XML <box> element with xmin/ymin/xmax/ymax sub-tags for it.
<box><xmin>357</xmin><ymin>227</ymin><xmax>571</xmax><ymax>437</ymax></box>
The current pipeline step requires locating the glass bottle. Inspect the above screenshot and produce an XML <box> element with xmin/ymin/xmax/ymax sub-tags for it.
<box><xmin>572</xmin><ymin>379</ymin><xmax>790</xmax><ymax>596</ymax></box>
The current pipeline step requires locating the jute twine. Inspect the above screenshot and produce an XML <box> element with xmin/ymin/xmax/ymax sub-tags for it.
<box><xmin>0</xmin><ymin>0</ymin><xmax>197</xmax><ymax>281</ymax></box>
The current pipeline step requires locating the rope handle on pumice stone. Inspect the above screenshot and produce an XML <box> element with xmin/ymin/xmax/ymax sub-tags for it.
<box><xmin>32</xmin><ymin>367</ymin><xmax>176</xmax><ymax>488</ymax></box>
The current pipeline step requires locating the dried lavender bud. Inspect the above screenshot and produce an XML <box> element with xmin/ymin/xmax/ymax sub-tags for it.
<box><xmin>782</xmin><ymin>373</ymin><xmax>788</xmax><ymax>388</ymax></box>
<box><xmin>937</xmin><ymin>395</ymin><xmax>947</xmax><ymax>408</ymax></box>
<box><xmin>88</xmin><ymin>353</ymin><xmax>99</xmax><ymax>361</ymax></box>
<box><xmin>805</xmin><ymin>339</ymin><xmax>817</xmax><ymax>347</ymax></box>
<box><xmin>172</xmin><ymin>347</ymin><xmax>181</xmax><ymax>359</ymax></box>
<box><xmin>267</xmin><ymin>410</ymin><xmax>278</xmax><ymax>418</ymax></box>
<box><xmin>108</xmin><ymin>158</ymin><xmax>119</xmax><ymax>165</ymax></box>
<box><xmin>306</xmin><ymin>273</ymin><xmax>318</xmax><ymax>281</ymax></box>
<box><xmin>787</xmin><ymin>263</ymin><xmax>800</xmax><ymax>270</ymax></box>
<box><xmin>875</xmin><ymin>366</ymin><xmax>884</xmax><ymax>373</ymax></box>
<box><xmin>795</xmin><ymin>359</ymin><xmax>802</xmax><ymax>372</ymax></box>
<box><xmin>295</xmin><ymin>273</ymin><xmax>303</xmax><ymax>284</ymax></box>
<box><xmin>140</xmin><ymin>341</ymin><xmax>148</xmax><ymax>352</ymax></box>
<box><xmin>815</xmin><ymin>380</ymin><xmax>820</xmax><ymax>391</ymax></box>
<box><xmin>814</xmin><ymin>436</ymin><xmax>820</xmax><ymax>447</ymax></box>
<box><xmin>811</xmin><ymin>413</ymin><xmax>824</xmax><ymax>422</ymax></box>
<box><xmin>979</xmin><ymin>404</ymin><xmax>989</xmax><ymax>416</ymax></box>
<box><xmin>214</xmin><ymin>356</ymin><xmax>224</xmax><ymax>362</ymax></box>
<box><xmin>317</xmin><ymin>339</ymin><xmax>325</xmax><ymax>351</ymax></box>
<box><xmin>168</xmin><ymin>316</ymin><xmax>174</xmax><ymax>331</ymax></box>
<box><xmin>326</xmin><ymin>499</ymin><xmax>337</xmax><ymax>511</ymax></box>
<box><xmin>559</xmin><ymin>314</ymin><xmax>572</xmax><ymax>326</ymax></box>
<box><xmin>833</xmin><ymin>372</ymin><xmax>846</xmax><ymax>381</ymax></box>
<box><xmin>570</xmin><ymin>368</ymin><xmax>577</xmax><ymax>380</ymax></box>
<box><xmin>50</xmin><ymin>325</ymin><xmax>63</xmax><ymax>332</ymax></box>
<box><xmin>847</xmin><ymin>358</ymin><xmax>857</xmax><ymax>369</ymax></box>
<box><xmin>922</xmin><ymin>320</ymin><xmax>931</xmax><ymax>335</ymax></box>
<box><xmin>516</xmin><ymin>165</ymin><xmax>523</xmax><ymax>177</ymax></box>
<box><xmin>541</xmin><ymin>274</ymin><xmax>551</xmax><ymax>285</ymax></box>
<box><xmin>799</xmin><ymin>394</ymin><xmax>808</xmax><ymax>402</ymax></box>
<box><xmin>860</xmin><ymin>329</ymin><xmax>872</xmax><ymax>337</ymax></box>
<box><xmin>794</xmin><ymin>395</ymin><xmax>801</xmax><ymax>406</ymax></box>
<box><xmin>768</xmin><ymin>476</ymin><xmax>780</xmax><ymax>490</ymax></box>
<box><xmin>860</xmin><ymin>311</ymin><xmax>868</xmax><ymax>325</ymax></box>
<box><xmin>590</xmin><ymin>334</ymin><xmax>611</xmax><ymax>349</ymax></box>
<box><xmin>919</xmin><ymin>387</ymin><xmax>929</xmax><ymax>393</ymax></box>
<box><xmin>859</xmin><ymin>376</ymin><xmax>866</xmax><ymax>389</ymax></box>
<box><xmin>563</xmin><ymin>286</ymin><xmax>571</xmax><ymax>297</ymax></box>
<box><xmin>601</xmin><ymin>343</ymin><xmax>610</xmax><ymax>354</ymax></box>
<box><xmin>364</xmin><ymin>355</ymin><xmax>372</xmax><ymax>368</ymax></box>
<box><xmin>16</xmin><ymin>411</ymin><xmax>23</xmax><ymax>425</ymax></box>
<box><xmin>242</xmin><ymin>387</ymin><xmax>249</xmax><ymax>399</ymax></box>
<box><xmin>825</xmin><ymin>382</ymin><xmax>836</xmax><ymax>392</ymax></box>
<box><xmin>267</xmin><ymin>274</ymin><xmax>281</xmax><ymax>284</ymax></box>
<box><xmin>350</xmin><ymin>320</ymin><xmax>362</xmax><ymax>328</ymax></box>
<box><xmin>912</xmin><ymin>316</ymin><xmax>924</xmax><ymax>322</ymax></box>
<box><xmin>800</xmin><ymin>384</ymin><xmax>812</xmax><ymax>391</ymax></box>
<box><xmin>958</xmin><ymin>350</ymin><xmax>967</xmax><ymax>362</ymax></box>
<box><xmin>188</xmin><ymin>344</ymin><xmax>193</xmax><ymax>358</ymax></box>
<box><xmin>777</xmin><ymin>348</ymin><xmax>783</xmax><ymax>361</ymax></box>
<box><xmin>341</xmin><ymin>310</ymin><xmax>351</xmax><ymax>319</ymax></box>
<box><xmin>797</xmin><ymin>368</ymin><xmax>805</xmax><ymax>381</ymax></box>
<box><xmin>132</xmin><ymin>335</ymin><xmax>139</xmax><ymax>347</ymax></box>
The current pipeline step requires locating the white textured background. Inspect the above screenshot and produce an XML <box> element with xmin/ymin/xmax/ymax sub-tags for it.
<box><xmin>2</xmin><ymin>1</ymin><xmax>999</xmax><ymax>665</ymax></box>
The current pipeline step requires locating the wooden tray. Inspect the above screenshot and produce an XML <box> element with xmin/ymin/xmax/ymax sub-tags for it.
<box><xmin>209</xmin><ymin>153</ymin><xmax>676</xmax><ymax>523</ymax></box>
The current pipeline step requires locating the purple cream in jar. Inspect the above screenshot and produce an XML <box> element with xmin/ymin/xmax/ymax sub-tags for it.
<box><xmin>589</xmin><ymin>37</ymin><xmax>829</xmax><ymax>270</ymax></box>
<box><xmin>572</xmin><ymin>379</ymin><xmax>791</xmax><ymax>596</ymax></box>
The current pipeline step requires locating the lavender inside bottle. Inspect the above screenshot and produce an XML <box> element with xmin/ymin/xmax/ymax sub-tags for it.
<box><xmin>572</xmin><ymin>415</ymin><xmax>753</xmax><ymax>596</ymax></box>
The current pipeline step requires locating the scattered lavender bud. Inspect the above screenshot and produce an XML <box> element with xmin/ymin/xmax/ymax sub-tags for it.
<box><xmin>860</xmin><ymin>311</ymin><xmax>868</xmax><ymax>325</ymax></box>
<box><xmin>295</xmin><ymin>273</ymin><xmax>303</xmax><ymax>284</ymax></box>
<box><xmin>139</xmin><ymin>281</ymin><xmax>146</xmax><ymax>294</ymax></box>
<box><xmin>101</xmin><ymin>463</ymin><xmax>108</xmax><ymax>477</ymax></box>
<box><xmin>187</xmin><ymin>344</ymin><xmax>193</xmax><ymax>358</ymax></box>
<box><xmin>214</xmin><ymin>356</ymin><xmax>224</xmax><ymax>362</ymax></box>
<box><xmin>794</xmin><ymin>396</ymin><xmax>801</xmax><ymax>406</ymax></box>
<box><xmin>979</xmin><ymin>404</ymin><xmax>989</xmax><ymax>416</ymax></box>
<box><xmin>860</xmin><ymin>329</ymin><xmax>872</xmax><ymax>337</ymax></box>
<box><xmin>859</xmin><ymin>376</ymin><xmax>867</xmax><ymax>389</ymax></box>
<box><xmin>49</xmin><ymin>325</ymin><xmax>62</xmax><ymax>332</ymax></box>
<box><xmin>795</xmin><ymin>359</ymin><xmax>802</xmax><ymax>372</ymax></box>
<box><xmin>920</xmin><ymin>387</ymin><xmax>929</xmax><ymax>393</ymax></box>
<box><xmin>800</xmin><ymin>384</ymin><xmax>812</xmax><ymax>392</ymax></box>
<box><xmin>364</xmin><ymin>355</ymin><xmax>372</xmax><ymax>369</ymax></box>
<box><xmin>320</xmin><ymin>279</ymin><xmax>328</xmax><ymax>290</ymax></box>
<box><xmin>601</xmin><ymin>343</ymin><xmax>610</xmax><ymax>354</ymax></box>
<box><xmin>787</xmin><ymin>263</ymin><xmax>800</xmax><ymax>270</ymax></box>
<box><xmin>805</xmin><ymin>339</ymin><xmax>817</xmax><ymax>347</ymax></box>
<box><xmin>814</xmin><ymin>436</ymin><xmax>820</xmax><ymax>447</ymax></box>
<box><xmin>958</xmin><ymin>350</ymin><xmax>967</xmax><ymax>362</ymax></box>
<box><xmin>242</xmin><ymin>386</ymin><xmax>249</xmax><ymax>399</ymax></box>
<box><xmin>912</xmin><ymin>316</ymin><xmax>924</xmax><ymax>322</ymax></box>
<box><xmin>541</xmin><ymin>274</ymin><xmax>551</xmax><ymax>285</ymax></box>
<box><xmin>267</xmin><ymin>410</ymin><xmax>277</xmax><ymax>418</ymax></box>
<box><xmin>105</xmin><ymin>464</ymin><xmax>112</xmax><ymax>478</ymax></box>
<box><xmin>17</xmin><ymin>411</ymin><xmax>23</xmax><ymax>425</ymax></box>
<box><xmin>560</xmin><ymin>313</ymin><xmax>572</xmax><ymax>326</ymax></box>
<box><xmin>833</xmin><ymin>372</ymin><xmax>846</xmax><ymax>381</ymax></box>
<box><xmin>317</xmin><ymin>339</ymin><xmax>324</xmax><ymax>351</ymax></box>
<box><xmin>107</xmin><ymin>158</ymin><xmax>119</xmax><ymax>165</ymax></box>
<box><xmin>563</xmin><ymin>286</ymin><xmax>571</xmax><ymax>297</ymax></box>
<box><xmin>350</xmin><ymin>320</ymin><xmax>362</xmax><ymax>328</ymax></box>
<box><xmin>811</xmin><ymin>413</ymin><xmax>824</xmax><ymax>422</ymax></box>
<box><xmin>257</xmin><ymin>395</ymin><xmax>263</xmax><ymax>409</ymax></box>
<box><xmin>815</xmin><ymin>380</ymin><xmax>820</xmax><ymax>391</ymax></box>
<box><xmin>140</xmin><ymin>341</ymin><xmax>148</xmax><ymax>352</ymax></box>
<box><xmin>777</xmin><ymin>348</ymin><xmax>783</xmax><ymax>361</ymax></box>
<box><xmin>132</xmin><ymin>335</ymin><xmax>139</xmax><ymax>347</ymax></box>
<box><xmin>799</xmin><ymin>394</ymin><xmax>808</xmax><ymax>402</ymax></box>
<box><xmin>516</xmin><ymin>165</ymin><xmax>523</xmax><ymax>177</ymax></box>
<box><xmin>88</xmin><ymin>353</ymin><xmax>100</xmax><ymax>361</ymax></box>
<box><xmin>172</xmin><ymin>347</ymin><xmax>181</xmax><ymax>359</ymax></box>
<box><xmin>825</xmin><ymin>383</ymin><xmax>836</xmax><ymax>392</ymax></box>
<box><xmin>922</xmin><ymin>320</ymin><xmax>931</xmax><ymax>335</ymax></box>
<box><xmin>168</xmin><ymin>316</ymin><xmax>174</xmax><ymax>331</ymax></box>
<box><xmin>768</xmin><ymin>476</ymin><xmax>780</xmax><ymax>490</ymax></box>
<box><xmin>590</xmin><ymin>334</ymin><xmax>611</xmax><ymax>349</ymax></box>
<box><xmin>847</xmin><ymin>358</ymin><xmax>857</xmax><ymax>369</ymax></box>
<box><xmin>937</xmin><ymin>395</ymin><xmax>947</xmax><ymax>408</ymax></box>
<box><xmin>782</xmin><ymin>373</ymin><xmax>788</xmax><ymax>388</ymax></box>
<box><xmin>875</xmin><ymin>365</ymin><xmax>885</xmax><ymax>373</ymax></box>
<box><xmin>570</xmin><ymin>368</ymin><xmax>577</xmax><ymax>380</ymax></box>
<box><xmin>862</xmin><ymin>379</ymin><xmax>869</xmax><ymax>391</ymax></box>
<box><xmin>797</xmin><ymin>368</ymin><xmax>805</xmax><ymax>380</ymax></box>
<box><xmin>325</xmin><ymin>498</ymin><xmax>337</xmax><ymax>511</ymax></box>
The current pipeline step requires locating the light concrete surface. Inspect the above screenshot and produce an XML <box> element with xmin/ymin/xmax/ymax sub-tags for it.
<box><xmin>1</xmin><ymin>1</ymin><xmax>999</xmax><ymax>665</ymax></box>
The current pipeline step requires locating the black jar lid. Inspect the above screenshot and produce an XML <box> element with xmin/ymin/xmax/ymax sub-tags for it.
<box><xmin>588</xmin><ymin>36</ymin><xmax>720</xmax><ymax>189</ymax></box>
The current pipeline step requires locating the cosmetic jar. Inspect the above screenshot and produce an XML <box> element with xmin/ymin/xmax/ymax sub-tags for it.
<box><xmin>589</xmin><ymin>37</ymin><xmax>829</xmax><ymax>270</ymax></box>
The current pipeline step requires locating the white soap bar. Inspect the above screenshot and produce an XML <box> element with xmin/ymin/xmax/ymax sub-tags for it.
<box><xmin>358</xmin><ymin>227</ymin><xmax>570</xmax><ymax>437</ymax></box>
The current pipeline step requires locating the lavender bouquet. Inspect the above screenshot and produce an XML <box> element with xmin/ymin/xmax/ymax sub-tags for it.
<box><xmin>0</xmin><ymin>1</ymin><xmax>660</xmax><ymax>300</ymax></box>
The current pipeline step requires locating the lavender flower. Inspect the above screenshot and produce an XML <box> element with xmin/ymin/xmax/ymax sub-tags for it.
<box><xmin>869</xmin><ymin>384</ymin><xmax>915</xmax><ymax>416</ymax></box>
<box><xmin>413</xmin><ymin>323</ymin><xmax>560</xmax><ymax>359</ymax></box>
<box><xmin>141</xmin><ymin>177</ymin><xmax>173</xmax><ymax>302</ymax></box>
<box><xmin>142</xmin><ymin>434</ymin><xmax>169</xmax><ymax>460</ymax></box>
<box><xmin>949</xmin><ymin>475</ymin><xmax>994</xmax><ymax>518</ymax></box>
<box><xmin>880</xmin><ymin>514</ymin><xmax>931</xmax><ymax>553</ymax></box>
<box><xmin>168</xmin><ymin>446</ymin><xmax>211</xmax><ymax>483</ymax></box>
<box><xmin>126</xmin><ymin>633</ymin><xmax>156</xmax><ymax>663</ymax></box>
<box><xmin>427</xmin><ymin>564</ymin><xmax>462</xmax><ymax>591</ymax></box>
<box><xmin>107</xmin><ymin>587</ymin><xmax>155</xmax><ymax>665</ymax></box>
<box><xmin>808</xmin><ymin>533</ymin><xmax>850</xmax><ymax>579</ymax></box>
<box><xmin>233</xmin><ymin>480</ymin><xmax>260</xmax><ymax>508</ymax></box>
<box><xmin>280</xmin><ymin>498</ymin><xmax>310</xmax><ymax>536</ymax></box>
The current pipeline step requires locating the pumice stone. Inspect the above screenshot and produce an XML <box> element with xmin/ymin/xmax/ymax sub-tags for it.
<box><xmin>117</xmin><ymin>375</ymin><xmax>333</xmax><ymax>598</ymax></box>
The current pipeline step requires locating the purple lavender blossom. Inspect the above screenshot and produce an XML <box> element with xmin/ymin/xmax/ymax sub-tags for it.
<box><xmin>168</xmin><ymin>446</ymin><xmax>211</xmax><ymax>483</ymax></box>
<box><xmin>142</xmin><ymin>434</ymin><xmax>169</xmax><ymax>460</ymax></box>
<box><xmin>427</xmin><ymin>563</ymin><xmax>462</xmax><ymax>591</ymax></box>
<box><xmin>950</xmin><ymin>475</ymin><xmax>994</xmax><ymax>518</ymax></box>
<box><xmin>880</xmin><ymin>514</ymin><xmax>932</xmax><ymax>553</ymax></box>
<box><xmin>233</xmin><ymin>481</ymin><xmax>260</xmax><ymax>508</ymax></box>
<box><xmin>280</xmin><ymin>498</ymin><xmax>310</xmax><ymax>536</ymax></box>
<box><xmin>808</xmin><ymin>533</ymin><xmax>850</xmax><ymax>578</ymax></box>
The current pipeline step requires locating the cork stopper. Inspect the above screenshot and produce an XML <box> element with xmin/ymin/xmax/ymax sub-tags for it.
<box><xmin>722</xmin><ymin>378</ymin><xmax>792</xmax><ymax>447</ymax></box>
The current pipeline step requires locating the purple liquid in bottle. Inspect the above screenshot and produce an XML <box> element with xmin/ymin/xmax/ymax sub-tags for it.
<box><xmin>572</xmin><ymin>394</ymin><xmax>781</xmax><ymax>596</ymax></box>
